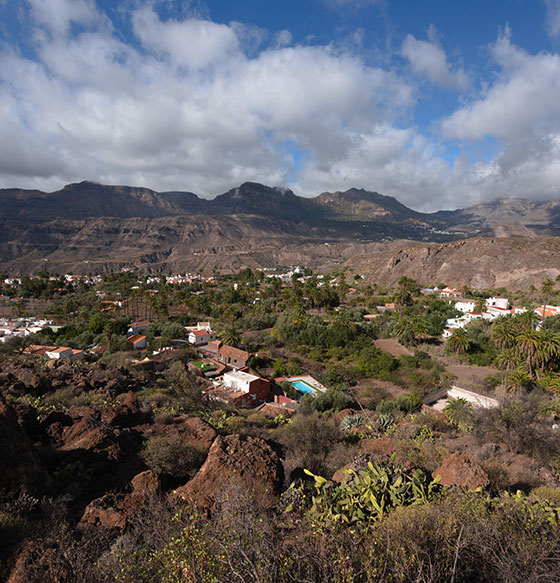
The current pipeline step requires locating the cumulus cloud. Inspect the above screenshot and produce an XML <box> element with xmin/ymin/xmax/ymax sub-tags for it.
<box><xmin>28</xmin><ymin>0</ymin><xmax>108</xmax><ymax>36</ymax></box>
<box><xmin>544</xmin><ymin>0</ymin><xmax>560</xmax><ymax>37</ymax></box>
<box><xmin>132</xmin><ymin>7</ymin><xmax>239</xmax><ymax>69</ymax></box>
<box><xmin>1</xmin><ymin>3</ymin><xmax>560</xmax><ymax>211</ymax></box>
<box><xmin>401</xmin><ymin>33</ymin><xmax>469</xmax><ymax>90</ymax></box>
<box><xmin>441</xmin><ymin>28</ymin><xmax>560</xmax><ymax>202</ymax></box>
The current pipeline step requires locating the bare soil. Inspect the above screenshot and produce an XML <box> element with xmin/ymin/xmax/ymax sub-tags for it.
<box><xmin>443</xmin><ymin>363</ymin><xmax>499</xmax><ymax>390</ymax></box>
<box><xmin>374</xmin><ymin>338</ymin><xmax>413</xmax><ymax>358</ymax></box>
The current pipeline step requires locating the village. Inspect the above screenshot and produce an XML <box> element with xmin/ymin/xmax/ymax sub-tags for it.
<box><xmin>1</xmin><ymin>269</ymin><xmax>559</xmax><ymax>418</ymax></box>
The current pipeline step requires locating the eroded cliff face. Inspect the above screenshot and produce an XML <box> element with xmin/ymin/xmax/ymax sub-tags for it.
<box><xmin>2</xmin><ymin>181</ymin><xmax>560</xmax><ymax>287</ymax></box>
<box><xmin>343</xmin><ymin>237</ymin><xmax>560</xmax><ymax>289</ymax></box>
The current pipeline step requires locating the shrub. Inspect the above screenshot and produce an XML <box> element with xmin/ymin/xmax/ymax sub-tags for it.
<box><xmin>141</xmin><ymin>434</ymin><xmax>204</xmax><ymax>486</ymax></box>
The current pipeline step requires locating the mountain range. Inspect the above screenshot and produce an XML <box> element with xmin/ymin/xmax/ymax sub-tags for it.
<box><xmin>1</xmin><ymin>181</ymin><xmax>559</xmax><ymax>288</ymax></box>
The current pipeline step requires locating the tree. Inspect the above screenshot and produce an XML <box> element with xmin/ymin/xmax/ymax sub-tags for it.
<box><xmin>446</xmin><ymin>328</ymin><xmax>470</xmax><ymax>354</ymax></box>
<box><xmin>474</xmin><ymin>298</ymin><xmax>486</xmax><ymax>313</ymax></box>
<box><xmin>495</xmin><ymin>348</ymin><xmax>519</xmax><ymax>391</ymax></box>
<box><xmin>443</xmin><ymin>397</ymin><xmax>473</xmax><ymax>429</ymax></box>
<box><xmin>515</xmin><ymin>329</ymin><xmax>543</xmax><ymax>378</ymax></box>
<box><xmin>220</xmin><ymin>326</ymin><xmax>241</xmax><ymax>347</ymax></box>
<box><xmin>394</xmin><ymin>277</ymin><xmax>418</xmax><ymax>308</ymax></box>
<box><xmin>541</xmin><ymin>278</ymin><xmax>555</xmax><ymax>321</ymax></box>
<box><xmin>491</xmin><ymin>317</ymin><xmax>517</xmax><ymax>350</ymax></box>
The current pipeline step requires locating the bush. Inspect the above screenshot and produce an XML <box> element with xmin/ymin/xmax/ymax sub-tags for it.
<box><xmin>141</xmin><ymin>434</ymin><xmax>204</xmax><ymax>486</ymax></box>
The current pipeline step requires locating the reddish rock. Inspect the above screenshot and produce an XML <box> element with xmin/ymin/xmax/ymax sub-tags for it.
<box><xmin>42</xmin><ymin>410</ymin><xmax>73</xmax><ymax>443</ymax></box>
<box><xmin>131</xmin><ymin>469</ymin><xmax>159</xmax><ymax>496</ymax></box>
<box><xmin>359</xmin><ymin>437</ymin><xmax>399</xmax><ymax>456</ymax></box>
<box><xmin>59</xmin><ymin>416</ymin><xmax>126</xmax><ymax>460</ymax></box>
<box><xmin>101</xmin><ymin>391</ymin><xmax>152</xmax><ymax>427</ymax></box>
<box><xmin>331</xmin><ymin>408</ymin><xmax>359</xmax><ymax>427</ymax></box>
<box><xmin>12</xmin><ymin>402</ymin><xmax>42</xmax><ymax>439</ymax></box>
<box><xmin>174</xmin><ymin>434</ymin><xmax>283</xmax><ymax>510</ymax></box>
<box><xmin>0</xmin><ymin>400</ymin><xmax>48</xmax><ymax>495</ymax></box>
<box><xmin>433</xmin><ymin>452</ymin><xmax>489</xmax><ymax>490</ymax></box>
<box><xmin>139</xmin><ymin>414</ymin><xmax>217</xmax><ymax>456</ymax></box>
<box><xmin>80</xmin><ymin>470</ymin><xmax>160</xmax><ymax>530</ymax></box>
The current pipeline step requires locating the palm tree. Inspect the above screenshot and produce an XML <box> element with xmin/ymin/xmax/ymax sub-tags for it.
<box><xmin>541</xmin><ymin>278</ymin><xmax>555</xmax><ymax>321</ymax></box>
<box><xmin>495</xmin><ymin>348</ymin><xmax>519</xmax><ymax>391</ymax></box>
<box><xmin>491</xmin><ymin>317</ymin><xmax>517</xmax><ymax>350</ymax></box>
<box><xmin>394</xmin><ymin>276</ymin><xmax>418</xmax><ymax>308</ymax></box>
<box><xmin>515</xmin><ymin>328</ymin><xmax>543</xmax><ymax>378</ymax></box>
<box><xmin>474</xmin><ymin>298</ymin><xmax>486</xmax><ymax>313</ymax></box>
<box><xmin>444</xmin><ymin>397</ymin><xmax>473</xmax><ymax>429</ymax></box>
<box><xmin>392</xmin><ymin>317</ymin><xmax>415</xmax><ymax>345</ymax></box>
<box><xmin>447</xmin><ymin>328</ymin><xmax>470</xmax><ymax>354</ymax></box>
<box><xmin>514</xmin><ymin>310</ymin><xmax>539</xmax><ymax>333</ymax></box>
<box><xmin>220</xmin><ymin>326</ymin><xmax>241</xmax><ymax>347</ymax></box>
<box><xmin>537</xmin><ymin>329</ymin><xmax>560</xmax><ymax>371</ymax></box>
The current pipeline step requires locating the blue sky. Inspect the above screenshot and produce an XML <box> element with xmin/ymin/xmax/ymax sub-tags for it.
<box><xmin>1</xmin><ymin>0</ymin><xmax>560</xmax><ymax>211</ymax></box>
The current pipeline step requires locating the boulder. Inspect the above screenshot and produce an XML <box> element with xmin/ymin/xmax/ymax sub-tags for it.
<box><xmin>174</xmin><ymin>434</ymin><xmax>283</xmax><ymax>510</ymax></box>
<box><xmin>80</xmin><ymin>470</ymin><xmax>160</xmax><ymax>530</ymax></box>
<box><xmin>59</xmin><ymin>416</ymin><xmax>128</xmax><ymax>461</ymax></box>
<box><xmin>433</xmin><ymin>452</ymin><xmax>489</xmax><ymax>490</ymax></box>
<box><xmin>139</xmin><ymin>414</ymin><xmax>217</xmax><ymax>456</ymax></box>
<box><xmin>101</xmin><ymin>391</ymin><xmax>152</xmax><ymax>427</ymax></box>
<box><xmin>0</xmin><ymin>400</ymin><xmax>48</xmax><ymax>495</ymax></box>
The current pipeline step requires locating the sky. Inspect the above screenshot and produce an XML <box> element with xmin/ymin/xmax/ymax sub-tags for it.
<box><xmin>1</xmin><ymin>0</ymin><xmax>560</xmax><ymax>211</ymax></box>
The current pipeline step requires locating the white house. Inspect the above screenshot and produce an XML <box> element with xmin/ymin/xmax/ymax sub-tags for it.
<box><xmin>455</xmin><ymin>300</ymin><xmax>476</xmax><ymax>313</ymax></box>
<box><xmin>223</xmin><ymin>370</ymin><xmax>260</xmax><ymax>393</ymax></box>
<box><xmin>45</xmin><ymin>347</ymin><xmax>84</xmax><ymax>360</ymax></box>
<box><xmin>188</xmin><ymin>329</ymin><xmax>216</xmax><ymax>346</ymax></box>
<box><xmin>486</xmin><ymin>297</ymin><xmax>510</xmax><ymax>310</ymax></box>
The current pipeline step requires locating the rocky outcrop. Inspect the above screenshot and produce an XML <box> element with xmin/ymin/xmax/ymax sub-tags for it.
<box><xmin>174</xmin><ymin>434</ymin><xmax>283</xmax><ymax>510</ymax></box>
<box><xmin>59</xmin><ymin>412</ymin><xmax>134</xmax><ymax>461</ymax></box>
<box><xmin>80</xmin><ymin>470</ymin><xmax>160</xmax><ymax>530</ymax></box>
<box><xmin>138</xmin><ymin>414</ymin><xmax>217</xmax><ymax>456</ymax></box>
<box><xmin>101</xmin><ymin>391</ymin><xmax>152</xmax><ymax>427</ymax></box>
<box><xmin>433</xmin><ymin>452</ymin><xmax>489</xmax><ymax>490</ymax></box>
<box><xmin>0</xmin><ymin>400</ymin><xmax>48</xmax><ymax>495</ymax></box>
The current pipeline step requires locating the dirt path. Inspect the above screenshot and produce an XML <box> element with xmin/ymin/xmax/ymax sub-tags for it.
<box><xmin>374</xmin><ymin>338</ymin><xmax>413</xmax><ymax>358</ymax></box>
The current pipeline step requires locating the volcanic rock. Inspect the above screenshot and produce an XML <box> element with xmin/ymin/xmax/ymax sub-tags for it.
<box><xmin>433</xmin><ymin>452</ymin><xmax>489</xmax><ymax>490</ymax></box>
<box><xmin>173</xmin><ymin>434</ymin><xmax>284</xmax><ymax>510</ymax></box>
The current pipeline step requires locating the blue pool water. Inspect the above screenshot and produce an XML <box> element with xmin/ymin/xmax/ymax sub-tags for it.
<box><xmin>292</xmin><ymin>380</ymin><xmax>315</xmax><ymax>394</ymax></box>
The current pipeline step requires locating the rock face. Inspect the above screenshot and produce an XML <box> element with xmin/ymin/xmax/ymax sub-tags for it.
<box><xmin>174</xmin><ymin>434</ymin><xmax>284</xmax><ymax>510</ymax></box>
<box><xmin>0</xmin><ymin>400</ymin><xmax>48</xmax><ymax>495</ymax></box>
<box><xmin>433</xmin><ymin>452</ymin><xmax>489</xmax><ymax>490</ymax></box>
<box><xmin>344</xmin><ymin>237</ymin><xmax>560</xmax><ymax>290</ymax></box>
<box><xmin>101</xmin><ymin>391</ymin><xmax>152</xmax><ymax>427</ymax></box>
<box><xmin>138</xmin><ymin>414</ymin><xmax>217</xmax><ymax>456</ymax></box>
<box><xmin>80</xmin><ymin>470</ymin><xmax>160</xmax><ymax>530</ymax></box>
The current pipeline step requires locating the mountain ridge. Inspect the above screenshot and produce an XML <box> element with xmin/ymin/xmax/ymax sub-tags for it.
<box><xmin>1</xmin><ymin>180</ymin><xmax>559</xmax><ymax>286</ymax></box>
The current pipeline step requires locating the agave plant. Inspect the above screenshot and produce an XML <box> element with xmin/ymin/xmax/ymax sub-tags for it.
<box><xmin>340</xmin><ymin>414</ymin><xmax>366</xmax><ymax>433</ymax></box>
<box><xmin>378</xmin><ymin>413</ymin><xmax>395</xmax><ymax>433</ymax></box>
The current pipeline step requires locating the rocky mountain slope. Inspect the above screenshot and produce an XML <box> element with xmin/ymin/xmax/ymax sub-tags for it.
<box><xmin>1</xmin><ymin>181</ymin><xmax>559</xmax><ymax>286</ymax></box>
<box><xmin>343</xmin><ymin>237</ymin><xmax>560</xmax><ymax>290</ymax></box>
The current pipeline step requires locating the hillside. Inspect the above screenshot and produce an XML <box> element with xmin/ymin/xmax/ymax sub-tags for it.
<box><xmin>1</xmin><ymin>181</ymin><xmax>560</xmax><ymax>286</ymax></box>
<box><xmin>343</xmin><ymin>237</ymin><xmax>560</xmax><ymax>289</ymax></box>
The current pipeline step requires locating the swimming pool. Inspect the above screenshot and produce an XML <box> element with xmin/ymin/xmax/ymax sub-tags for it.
<box><xmin>291</xmin><ymin>380</ymin><xmax>315</xmax><ymax>394</ymax></box>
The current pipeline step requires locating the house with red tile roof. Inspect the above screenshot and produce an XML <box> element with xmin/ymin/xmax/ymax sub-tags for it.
<box><xmin>127</xmin><ymin>334</ymin><xmax>147</xmax><ymax>349</ymax></box>
<box><xmin>188</xmin><ymin>328</ymin><xmax>216</xmax><ymax>346</ymax></box>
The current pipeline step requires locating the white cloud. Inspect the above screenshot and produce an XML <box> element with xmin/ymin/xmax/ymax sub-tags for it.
<box><xmin>401</xmin><ymin>33</ymin><xmax>469</xmax><ymax>90</ymax></box>
<box><xmin>28</xmin><ymin>0</ymin><xmax>108</xmax><ymax>36</ymax></box>
<box><xmin>544</xmin><ymin>0</ymin><xmax>560</xmax><ymax>37</ymax></box>
<box><xmin>274</xmin><ymin>29</ymin><xmax>293</xmax><ymax>48</ymax></box>
<box><xmin>441</xmin><ymin>29</ymin><xmax>560</xmax><ymax>203</ymax></box>
<box><xmin>1</xmin><ymin>6</ymin><xmax>560</xmax><ymax>212</ymax></box>
<box><xmin>132</xmin><ymin>7</ymin><xmax>239</xmax><ymax>69</ymax></box>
